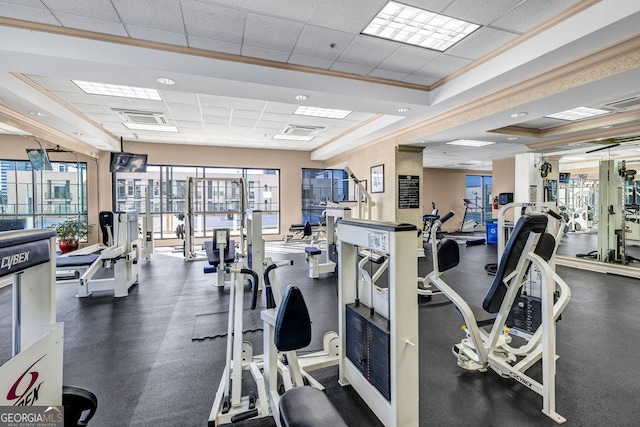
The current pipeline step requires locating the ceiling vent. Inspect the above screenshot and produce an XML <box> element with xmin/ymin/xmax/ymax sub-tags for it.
<box><xmin>113</xmin><ymin>109</ymin><xmax>168</xmax><ymax>125</ymax></box>
<box><xmin>603</xmin><ymin>96</ymin><xmax>640</xmax><ymax>112</ymax></box>
<box><xmin>281</xmin><ymin>124</ymin><xmax>324</xmax><ymax>137</ymax></box>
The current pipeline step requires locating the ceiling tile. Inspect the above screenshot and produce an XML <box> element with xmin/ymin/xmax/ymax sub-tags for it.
<box><xmin>307</xmin><ymin>0</ymin><xmax>386</xmax><ymax>32</ymax></box>
<box><xmin>1</xmin><ymin>0</ymin><xmax>47</xmax><ymax>8</ymax></box>
<box><xmin>126</xmin><ymin>25</ymin><xmax>188</xmax><ymax>46</ymax></box>
<box><xmin>416</xmin><ymin>55</ymin><xmax>473</xmax><ymax>79</ymax></box>
<box><xmin>337</xmin><ymin>35</ymin><xmax>399</xmax><ymax>68</ymax></box>
<box><xmin>243</xmin><ymin>13</ymin><xmax>303</xmax><ymax>51</ymax></box>
<box><xmin>181</xmin><ymin>0</ymin><xmax>245</xmax><ymax>42</ymax></box>
<box><xmin>111</xmin><ymin>0</ymin><xmax>184</xmax><ymax>33</ymax></box>
<box><xmin>53</xmin><ymin>13</ymin><xmax>128</xmax><ymax>37</ymax></box>
<box><xmin>161</xmin><ymin>91</ymin><xmax>199</xmax><ymax>104</ymax></box>
<box><xmin>288</xmin><ymin>53</ymin><xmax>334</xmax><ymax>69</ymax></box>
<box><xmin>200</xmin><ymin>0</ymin><xmax>316</xmax><ymax>22</ymax></box>
<box><xmin>368</xmin><ymin>68</ymin><xmax>410</xmax><ymax>81</ymax></box>
<box><xmin>42</xmin><ymin>0</ymin><xmax>119</xmax><ymax>20</ymax></box>
<box><xmin>377</xmin><ymin>45</ymin><xmax>440</xmax><ymax>74</ymax></box>
<box><xmin>446</xmin><ymin>27</ymin><xmax>520</xmax><ymax>60</ymax></box>
<box><xmin>442</xmin><ymin>0</ymin><xmax>523</xmax><ymax>25</ymax></box>
<box><xmin>241</xmin><ymin>45</ymin><xmax>290</xmax><ymax>63</ymax></box>
<box><xmin>403</xmin><ymin>74</ymin><xmax>439</xmax><ymax>86</ymax></box>
<box><xmin>187</xmin><ymin>36</ymin><xmax>241</xmax><ymax>55</ymax></box>
<box><xmin>292</xmin><ymin>25</ymin><xmax>355</xmax><ymax>60</ymax></box>
<box><xmin>0</xmin><ymin>3</ymin><xmax>60</xmax><ymax>25</ymax></box>
<box><xmin>491</xmin><ymin>0</ymin><xmax>581</xmax><ymax>33</ymax></box>
<box><xmin>330</xmin><ymin>62</ymin><xmax>374</xmax><ymax>76</ymax></box>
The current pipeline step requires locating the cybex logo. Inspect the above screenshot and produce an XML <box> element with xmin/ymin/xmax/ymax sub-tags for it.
<box><xmin>7</xmin><ymin>355</ymin><xmax>45</xmax><ymax>406</ymax></box>
<box><xmin>1</xmin><ymin>251</ymin><xmax>30</xmax><ymax>271</ymax></box>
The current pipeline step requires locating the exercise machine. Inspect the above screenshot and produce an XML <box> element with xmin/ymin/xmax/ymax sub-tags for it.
<box><xmin>344</xmin><ymin>166</ymin><xmax>375</xmax><ymax>220</ymax></box>
<box><xmin>57</xmin><ymin>211</ymin><xmax>141</xmax><ymax>298</ymax></box>
<box><xmin>209</xmin><ymin>264</ymin><xmax>267</xmax><ymax>426</ymax></box>
<box><xmin>305</xmin><ymin>206</ymin><xmax>350</xmax><ymax>279</ymax></box>
<box><xmin>203</xmin><ymin>229</ymin><xmax>237</xmax><ymax>287</ymax></box>
<box><xmin>0</xmin><ymin>229</ymin><xmax>63</xmax><ymax>406</ymax></box>
<box><xmin>140</xmin><ymin>188</ymin><xmax>154</xmax><ymax>261</ymax></box>
<box><xmin>422</xmin><ymin>201</ymin><xmax>440</xmax><ymax>242</ymax></box>
<box><xmin>427</xmin><ymin>212</ymin><xmax>571</xmax><ymax>423</ymax></box>
<box><xmin>460</xmin><ymin>198</ymin><xmax>484</xmax><ymax>232</ymax></box>
<box><xmin>245</xmin><ymin>209</ymin><xmax>264</xmax><ymax>290</ymax></box>
<box><xmin>184</xmin><ymin>177</ymin><xmax>247</xmax><ymax>261</ymax></box>
<box><xmin>337</xmin><ymin>219</ymin><xmax>419</xmax><ymax>427</ymax></box>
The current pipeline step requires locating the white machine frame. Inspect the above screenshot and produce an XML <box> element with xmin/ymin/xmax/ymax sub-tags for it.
<box><xmin>306</xmin><ymin>206</ymin><xmax>351</xmax><ymax>279</ymax></box>
<box><xmin>76</xmin><ymin>211</ymin><xmax>141</xmax><ymax>297</ymax></box>
<box><xmin>337</xmin><ymin>219</ymin><xmax>419</xmax><ymax>427</ymax></box>
<box><xmin>343</xmin><ymin>167</ymin><xmax>375</xmax><ymax>220</ymax></box>
<box><xmin>427</xmin><ymin>213</ymin><xmax>571</xmax><ymax>424</ymax></box>
<box><xmin>0</xmin><ymin>229</ymin><xmax>63</xmax><ymax>407</ymax></box>
<box><xmin>245</xmin><ymin>209</ymin><xmax>264</xmax><ymax>290</ymax></box>
<box><xmin>260</xmin><ymin>258</ymin><xmax>340</xmax><ymax>426</ymax></box>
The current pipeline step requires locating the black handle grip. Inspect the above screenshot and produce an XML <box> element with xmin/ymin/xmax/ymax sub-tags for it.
<box><xmin>263</xmin><ymin>264</ymin><xmax>278</xmax><ymax>309</ymax></box>
<box><xmin>241</xmin><ymin>268</ymin><xmax>260</xmax><ymax>310</ymax></box>
<box><xmin>230</xmin><ymin>408</ymin><xmax>259</xmax><ymax>423</ymax></box>
<box><xmin>547</xmin><ymin>209</ymin><xmax>562</xmax><ymax>220</ymax></box>
<box><xmin>440</xmin><ymin>210</ymin><xmax>455</xmax><ymax>224</ymax></box>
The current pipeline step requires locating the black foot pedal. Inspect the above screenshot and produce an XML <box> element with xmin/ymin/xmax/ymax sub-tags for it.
<box><xmin>248</xmin><ymin>391</ymin><xmax>256</xmax><ymax>410</ymax></box>
<box><xmin>222</xmin><ymin>395</ymin><xmax>231</xmax><ymax>414</ymax></box>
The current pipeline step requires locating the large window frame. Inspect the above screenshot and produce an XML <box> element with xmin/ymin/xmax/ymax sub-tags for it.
<box><xmin>301</xmin><ymin>168</ymin><xmax>349</xmax><ymax>223</ymax></box>
<box><xmin>113</xmin><ymin>165</ymin><xmax>280</xmax><ymax>239</ymax></box>
<box><xmin>0</xmin><ymin>159</ymin><xmax>88</xmax><ymax>232</ymax></box>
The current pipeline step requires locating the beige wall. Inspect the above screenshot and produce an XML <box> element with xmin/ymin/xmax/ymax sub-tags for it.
<box><xmin>491</xmin><ymin>157</ymin><xmax>516</xmax><ymax>218</ymax></box>
<box><xmin>423</xmin><ymin>167</ymin><xmax>488</xmax><ymax>232</ymax></box>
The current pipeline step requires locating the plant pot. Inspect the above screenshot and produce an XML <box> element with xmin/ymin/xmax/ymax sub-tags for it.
<box><xmin>59</xmin><ymin>240</ymin><xmax>79</xmax><ymax>253</ymax></box>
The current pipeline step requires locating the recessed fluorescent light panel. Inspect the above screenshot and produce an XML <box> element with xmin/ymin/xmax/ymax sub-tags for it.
<box><xmin>293</xmin><ymin>106</ymin><xmax>352</xmax><ymax>119</ymax></box>
<box><xmin>123</xmin><ymin>123</ymin><xmax>179</xmax><ymax>132</ymax></box>
<box><xmin>545</xmin><ymin>107</ymin><xmax>611</xmax><ymax>121</ymax></box>
<box><xmin>73</xmin><ymin>80</ymin><xmax>162</xmax><ymax>100</ymax></box>
<box><xmin>446</xmin><ymin>139</ymin><xmax>496</xmax><ymax>147</ymax></box>
<box><xmin>272</xmin><ymin>134</ymin><xmax>315</xmax><ymax>141</ymax></box>
<box><xmin>362</xmin><ymin>1</ymin><xmax>480</xmax><ymax>51</ymax></box>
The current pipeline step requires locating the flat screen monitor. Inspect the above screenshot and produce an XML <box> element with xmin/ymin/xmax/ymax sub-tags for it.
<box><xmin>26</xmin><ymin>148</ymin><xmax>53</xmax><ymax>171</ymax></box>
<box><xmin>110</xmin><ymin>152</ymin><xmax>148</xmax><ymax>173</ymax></box>
<box><xmin>559</xmin><ymin>172</ymin><xmax>571</xmax><ymax>184</ymax></box>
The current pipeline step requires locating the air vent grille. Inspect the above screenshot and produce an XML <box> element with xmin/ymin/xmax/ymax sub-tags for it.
<box><xmin>112</xmin><ymin>109</ymin><xmax>168</xmax><ymax>125</ymax></box>
<box><xmin>282</xmin><ymin>125</ymin><xmax>324</xmax><ymax>137</ymax></box>
<box><xmin>604</xmin><ymin>96</ymin><xmax>640</xmax><ymax>111</ymax></box>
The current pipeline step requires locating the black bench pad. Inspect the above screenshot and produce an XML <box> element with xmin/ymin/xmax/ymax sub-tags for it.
<box><xmin>305</xmin><ymin>247</ymin><xmax>322</xmax><ymax>256</ymax></box>
<box><xmin>203</xmin><ymin>240</ymin><xmax>236</xmax><ymax>265</ymax></box>
<box><xmin>279</xmin><ymin>386</ymin><xmax>347</xmax><ymax>427</ymax></box>
<box><xmin>57</xmin><ymin>254</ymin><xmax>100</xmax><ymax>267</ymax></box>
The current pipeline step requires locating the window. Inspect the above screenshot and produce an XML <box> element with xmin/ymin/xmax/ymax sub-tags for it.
<box><xmin>301</xmin><ymin>169</ymin><xmax>349</xmax><ymax>223</ymax></box>
<box><xmin>113</xmin><ymin>165</ymin><xmax>280</xmax><ymax>239</ymax></box>
<box><xmin>465</xmin><ymin>175</ymin><xmax>492</xmax><ymax>224</ymax></box>
<box><xmin>0</xmin><ymin>159</ymin><xmax>88</xmax><ymax>231</ymax></box>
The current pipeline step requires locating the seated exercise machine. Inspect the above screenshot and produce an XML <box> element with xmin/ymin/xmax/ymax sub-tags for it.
<box><xmin>427</xmin><ymin>211</ymin><xmax>571</xmax><ymax>424</ymax></box>
<box><xmin>203</xmin><ymin>229</ymin><xmax>237</xmax><ymax>287</ymax></box>
<box><xmin>209</xmin><ymin>263</ymin><xmax>266</xmax><ymax>426</ymax></box>
<box><xmin>57</xmin><ymin>211</ymin><xmax>142</xmax><ymax>298</ymax></box>
<box><xmin>283</xmin><ymin>221</ymin><xmax>324</xmax><ymax>243</ymax></box>
<box><xmin>261</xmin><ymin>284</ymin><xmax>346</xmax><ymax>427</ymax></box>
<box><xmin>305</xmin><ymin>206</ymin><xmax>350</xmax><ymax>279</ymax></box>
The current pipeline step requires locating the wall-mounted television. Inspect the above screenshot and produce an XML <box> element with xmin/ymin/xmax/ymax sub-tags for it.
<box><xmin>26</xmin><ymin>148</ymin><xmax>53</xmax><ymax>171</ymax></box>
<box><xmin>110</xmin><ymin>152</ymin><xmax>148</xmax><ymax>173</ymax></box>
<box><xmin>559</xmin><ymin>172</ymin><xmax>571</xmax><ymax>184</ymax></box>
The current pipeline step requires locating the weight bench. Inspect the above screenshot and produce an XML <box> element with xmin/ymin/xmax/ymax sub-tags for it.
<box><xmin>274</xmin><ymin>286</ymin><xmax>347</xmax><ymax>427</ymax></box>
<box><xmin>56</xmin><ymin>253</ymin><xmax>100</xmax><ymax>281</ymax></box>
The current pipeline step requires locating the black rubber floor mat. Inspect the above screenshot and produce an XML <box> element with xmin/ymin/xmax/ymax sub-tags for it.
<box><xmin>192</xmin><ymin>307</ymin><xmax>264</xmax><ymax>340</ymax></box>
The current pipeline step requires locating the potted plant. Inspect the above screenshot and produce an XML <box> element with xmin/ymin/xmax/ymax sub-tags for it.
<box><xmin>50</xmin><ymin>218</ymin><xmax>94</xmax><ymax>253</ymax></box>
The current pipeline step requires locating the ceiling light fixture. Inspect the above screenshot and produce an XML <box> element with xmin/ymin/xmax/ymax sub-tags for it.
<box><xmin>545</xmin><ymin>106</ymin><xmax>611</xmax><ymax>121</ymax></box>
<box><xmin>446</xmin><ymin>139</ymin><xmax>496</xmax><ymax>147</ymax></box>
<box><xmin>122</xmin><ymin>123</ymin><xmax>179</xmax><ymax>132</ymax></box>
<box><xmin>273</xmin><ymin>134</ymin><xmax>315</xmax><ymax>141</ymax></box>
<box><xmin>28</xmin><ymin>111</ymin><xmax>45</xmax><ymax>117</ymax></box>
<box><xmin>295</xmin><ymin>94</ymin><xmax>309</xmax><ymax>101</ymax></box>
<box><xmin>156</xmin><ymin>77</ymin><xmax>175</xmax><ymax>85</ymax></box>
<box><xmin>510</xmin><ymin>112</ymin><xmax>527</xmax><ymax>118</ymax></box>
<box><xmin>73</xmin><ymin>80</ymin><xmax>162</xmax><ymax>100</ymax></box>
<box><xmin>507</xmin><ymin>137</ymin><xmax>519</xmax><ymax>140</ymax></box>
<box><xmin>397</xmin><ymin>107</ymin><xmax>410</xmax><ymax>113</ymax></box>
<box><xmin>362</xmin><ymin>1</ymin><xmax>479</xmax><ymax>51</ymax></box>
<box><xmin>293</xmin><ymin>106</ymin><xmax>352</xmax><ymax>119</ymax></box>
<box><xmin>600</xmin><ymin>125</ymin><xmax>614</xmax><ymax>129</ymax></box>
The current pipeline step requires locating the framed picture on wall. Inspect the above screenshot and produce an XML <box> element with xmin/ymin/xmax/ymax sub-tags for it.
<box><xmin>371</xmin><ymin>164</ymin><xmax>384</xmax><ymax>193</ymax></box>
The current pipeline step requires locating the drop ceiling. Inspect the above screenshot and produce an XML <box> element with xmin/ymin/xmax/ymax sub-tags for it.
<box><xmin>0</xmin><ymin>0</ymin><xmax>639</xmax><ymax>170</ymax></box>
